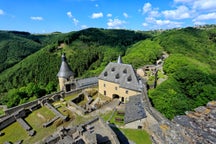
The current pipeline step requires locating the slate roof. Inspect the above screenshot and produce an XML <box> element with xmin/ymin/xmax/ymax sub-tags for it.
<box><xmin>124</xmin><ymin>95</ymin><xmax>147</xmax><ymax>124</ymax></box>
<box><xmin>57</xmin><ymin>53</ymin><xmax>74</xmax><ymax>79</ymax></box>
<box><xmin>76</xmin><ymin>77</ymin><xmax>98</xmax><ymax>88</ymax></box>
<box><xmin>98</xmin><ymin>62</ymin><xmax>143</xmax><ymax>92</ymax></box>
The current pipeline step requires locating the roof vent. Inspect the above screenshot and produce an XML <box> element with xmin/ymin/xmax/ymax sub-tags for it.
<box><xmin>115</xmin><ymin>73</ymin><xmax>120</xmax><ymax>79</ymax></box>
<box><xmin>127</xmin><ymin>75</ymin><xmax>132</xmax><ymax>82</ymax></box>
<box><xmin>104</xmin><ymin>71</ymin><xmax>108</xmax><ymax>77</ymax></box>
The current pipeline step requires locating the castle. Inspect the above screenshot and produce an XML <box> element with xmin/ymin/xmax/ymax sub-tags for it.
<box><xmin>57</xmin><ymin>54</ymin><xmax>144</xmax><ymax>103</ymax></box>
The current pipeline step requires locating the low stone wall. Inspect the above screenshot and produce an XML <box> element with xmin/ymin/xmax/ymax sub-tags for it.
<box><xmin>68</xmin><ymin>101</ymin><xmax>87</xmax><ymax>115</ymax></box>
<box><xmin>64</xmin><ymin>84</ymin><xmax>98</xmax><ymax>97</ymax></box>
<box><xmin>0</xmin><ymin>115</ymin><xmax>16</xmax><ymax>131</ymax></box>
<box><xmin>1</xmin><ymin>83</ymin><xmax>97</xmax><ymax>133</ymax></box>
<box><xmin>4</xmin><ymin>91</ymin><xmax>63</xmax><ymax>116</ymax></box>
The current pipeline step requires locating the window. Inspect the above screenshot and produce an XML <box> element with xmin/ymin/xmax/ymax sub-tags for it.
<box><xmin>115</xmin><ymin>87</ymin><xmax>118</xmax><ymax>90</ymax></box>
<box><xmin>104</xmin><ymin>83</ymin><xmax>106</xmax><ymax>87</ymax></box>
<box><xmin>104</xmin><ymin>71</ymin><xmax>108</xmax><ymax>77</ymax></box>
<box><xmin>127</xmin><ymin>75</ymin><xmax>132</xmax><ymax>82</ymax></box>
<box><xmin>115</xmin><ymin>73</ymin><xmax>120</xmax><ymax>79</ymax></box>
<box><xmin>111</xmin><ymin>67</ymin><xmax>115</xmax><ymax>72</ymax></box>
<box><xmin>104</xmin><ymin>91</ymin><xmax>106</xmax><ymax>96</ymax></box>
<box><xmin>125</xmin><ymin>90</ymin><xmax>128</xmax><ymax>94</ymax></box>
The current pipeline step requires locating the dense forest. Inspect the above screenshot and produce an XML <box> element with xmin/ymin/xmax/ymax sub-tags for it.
<box><xmin>0</xmin><ymin>26</ymin><xmax>216</xmax><ymax>119</ymax></box>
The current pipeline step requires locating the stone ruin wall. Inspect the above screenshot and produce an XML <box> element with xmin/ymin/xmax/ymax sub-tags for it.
<box><xmin>0</xmin><ymin>83</ymin><xmax>97</xmax><ymax>133</ymax></box>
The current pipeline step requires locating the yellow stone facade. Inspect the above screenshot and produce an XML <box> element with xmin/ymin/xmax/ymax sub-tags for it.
<box><xmin>58</xmin><ymin>77</ymin><xmax>67</xmax><ymax>91</ymax></box>
<box><xmin>98</xmin><ymin>79</ymin><xmax>141</xmax><ymax>102</ymax></box>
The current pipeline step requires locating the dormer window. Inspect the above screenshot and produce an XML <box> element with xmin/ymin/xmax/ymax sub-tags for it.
<box><xmin>104</xmin><ymin>71</ymin><xmax>108</xmax><ymax>77</ymax></box>
<box><xmin>123</xmin><ymin>68</ymin><xmax>127</xmax><ymax>74</ymax></box>
<box><xmin>127</xmin><ymin>75</ymin><xmax>132</xmax><ymax>82</ymax></box>
<box><xmin>115</xmin><ymin>73</ymin><xmax>120</xmax><ymax>79</ymax></box>
<box><xmin>111</xmin><ymin>67</ymin><xmax>115</xmax><ymax>72</ymax></box>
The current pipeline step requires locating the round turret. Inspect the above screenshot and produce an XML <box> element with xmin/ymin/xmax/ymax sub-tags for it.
<box><xmin>57</xmin><ymin>53</ymin><xmax>74</xmax><ymax>91</ymax></box>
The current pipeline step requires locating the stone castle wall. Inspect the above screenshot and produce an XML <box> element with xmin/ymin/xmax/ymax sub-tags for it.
<box><xmin>4</xmin><ymin>91</ymin><xmax>62</xmax><ymax>115</ymax></box>
<box><xmin>0</xmin><ymin>80</ymin><xmax>97</xmax><ymax>132</ymax></box>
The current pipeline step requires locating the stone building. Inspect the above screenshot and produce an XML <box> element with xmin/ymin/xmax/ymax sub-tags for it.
<box><xmin>57</xmin><ymin>53</ymin><xmax>74</xmax><ymax>91</ymax></box>
<box><xmin>98</xmin><ymin>56</ymin><xmax>143</xmax><ymax>102</ymax></box>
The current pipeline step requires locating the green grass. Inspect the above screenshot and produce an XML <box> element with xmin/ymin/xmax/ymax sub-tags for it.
<box><xmin>120</xmin><ymin>128</ymin><xmax>152</xmax><ymax>144</ymax></box>
<box><xmin>0</xmin><ymin>106</ymin><xmax>58</xmax><ymax>144</ymax></box>
<box><xmin>101</xmin><ymin>111</ymin><xmax>112</xmax><ymax>121</ymax></box>
<box><xmin>23</xmin><ymin>106</ymin><xmax>57</xmax><ymax>143</ymax></box>
<box><xmin>0</xmin><ymin>107</ymin><xmax>5</xmax><ymax>116</ymax></box>
<box><xmin>0</xmin><ymin>121</ymin><xmax>28</xmax><ymax>143</ymax></box>
<box><xmin>64</xmin><ymin>92</ymin><xmax>80</xmax><ymax>101</ymax></box>
<box><xmin>101</xmin><ymin>111</ymin><xmax>124</xmax><ymax>126</ymax></box>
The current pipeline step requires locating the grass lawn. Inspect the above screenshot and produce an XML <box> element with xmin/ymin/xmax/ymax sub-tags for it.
<box><xmin>0</xmin><ymin>107</ymin><xmax>57</xmax><ymax>144</ymax></box>
<box><xmin>0</xmin><ymin>121</ymin><xmax>28</xmax><ymax>143</ymax></box>
<box><xmin>102</xmin><ymin>111</ymin><xmax>152</xmax><ymax>144</ymax></box>
<box><xmin>64</xmin><ymin>92</ymin><xmax>80</xmax><ymax>101</ymax></box>
<box><xmin>120</xmin><ymin>128</ymin><xmax>152</xmax><ymax>144</ymax></box>
<box><xmin>23</xmin><ymin>106</ymin><xmax>57</xmax><ymax>144</ymax></box>
<box><xmin>101</xmin><ymin>111</ymin><xmax>124</xmax><ymax>126</ymax></box>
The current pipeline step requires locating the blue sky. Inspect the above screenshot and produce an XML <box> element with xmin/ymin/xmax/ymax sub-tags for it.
<box><xmin>0</xmin><ymin>0</ymin><xmax>216</xmax><ymax>33</ymax></box>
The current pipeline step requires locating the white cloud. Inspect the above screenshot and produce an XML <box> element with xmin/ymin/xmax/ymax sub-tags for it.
<box><xmin>0</xmin><ymin>9</ymin><xmax>4</xmax><ymax>15</ymax></box>
<box><xmin>30</xmin><ymin>16</ymin><xmax>43</xmax><ymax>21</ymax></box>
<box><xmin>193</xmin><ymin>0</ymin><xmax>216</xmax><ymax>11</ymax></box>
<box><xmin>162</xmin><ymin>5</ymin><xmax>190</xmax><ymax>19</ymax></box>
<box><xmin>73</xmin><ymin>18</ymin><xmax>79</xmax><ymax>26</ymax></box>
<box><xmin>194</xmin><ymin>12</ymin><xmax>216</xmax><ymax>21</ymax></box>
<box><xmin>142</xmin><ymin>23</ymin><xmax>148</xmax><ymax>27</ymax></box>
<box><xmin>144</xmin><ymin>16</ymin><xmax>182</xmax><ymax>29</ymax></box>
<box><xmin>193</xmin><ymin>21</ymin><xmax>205</xmax><ymax>25</ymax></box>
<box><xmin>66</xmin><ymin>11</ymin><xmax>79</xmax><ymax>26</ymax></box>
<box><xmin>155</xmin><ymin>19</ymin><xmax>182</xmax><ymax>27</ymax></box>
<box><xmin>142</xmin><ymin>2</ymin><xmax>152</xmax><ymax>14</ymax></box>
<box><xmin>81</xmin><ymin>25</ymin><xmax>88</xmax><ymax>29</ymax></box>
<box><xmin>91</xmin><ymin>12</ymin><xmax>103</xmax><ymax>19</ymax></box>
<box><xmin>107</xmin><ymin>18</ymin><xmax>126</xmax><ymax>29</ymax></box>
<box><xmin>149</xmin><ymin>10</ymin><xmax>160</xmax><ymax>17</ymax></box>
<box><xmin>123</xmin><ymin>12</ymin><xmax>129</xmax><ymax>18</ymax></box>
<box><xmin>174</xmin><ymin>0</ymin><xmax>193</xmax><ymax>3</ymax></box>
<box><xmin>67</xmin><ymin>11</ymin><xmax>73</xmax><ymax>18</ymax></box>
<box><xmin>107</xmin><ymin>13</ymin><xmax>112</xmax><ymax>17</ymax></box>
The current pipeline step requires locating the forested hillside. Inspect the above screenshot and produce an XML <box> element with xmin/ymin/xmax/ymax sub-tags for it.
<box><xmin>149</xmin><ymin>27</ymin><xmax>216</xmax><ymax>119</ymax></box>
<box><xmin>1</xmin><ymin>26</ymin><xmax>216</xmax><ymax>119</ymax></box>
<box><xmin>0</xmin><ymin>31</ymin><xmax>43</xmax><ymax>73</ymax></box>
<box><xmin>0</xmin><ymin>28</ymin><xmax>150</xmax><ymax>107</ymax></box>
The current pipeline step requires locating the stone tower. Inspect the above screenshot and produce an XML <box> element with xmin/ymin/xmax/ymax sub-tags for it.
<box><xmin>57</xmin><ymin>53</ymin><xmax>74</xmax><ymax>91</ymax></box>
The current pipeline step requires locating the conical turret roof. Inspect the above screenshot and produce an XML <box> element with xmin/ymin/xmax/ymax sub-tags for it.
<box><xmin>57</xmin><ymin>53</ymin><xmax>74</xmax><ymax>79</ymax></box>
